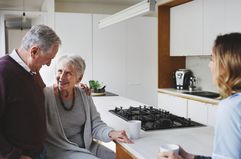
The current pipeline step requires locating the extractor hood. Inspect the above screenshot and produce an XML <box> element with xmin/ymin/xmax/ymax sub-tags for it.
<box><xmin>98</xmin><ymin>0</ymin><xmax>156</xmax><ymax>29</ymax></box>
<box><xmin>5</xmin><ymin>17</ymin><xmax>31</xmax><ymax>30</ymax></box>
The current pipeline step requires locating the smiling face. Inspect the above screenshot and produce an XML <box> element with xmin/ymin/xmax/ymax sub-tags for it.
<box><xmin>56</xmin><ymin>63</ymin><xmax>80</xmax><ymax>92</ymax></box>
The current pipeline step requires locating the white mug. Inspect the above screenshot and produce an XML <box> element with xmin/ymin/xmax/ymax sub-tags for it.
<box><xmin>127</xmin><ymin>120</ymin><xmax>141</xmax><ymax>139</ymax></box>
<box><xmin>159</xmin><ymin>144</ymin><xmax>179</xmax><ymax>155</ymax></box>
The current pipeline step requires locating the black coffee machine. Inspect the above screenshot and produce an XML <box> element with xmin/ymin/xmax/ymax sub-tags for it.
<box><xmin>174</xmin><ymin>69</ymin><xmax>193</xmax><ymax>90</ymax></box>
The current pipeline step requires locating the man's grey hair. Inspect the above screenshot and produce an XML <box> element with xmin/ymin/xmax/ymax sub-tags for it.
<box><xmin>21</xmin><ymin>24</ymin><xmax>61</xmax><ymax>53</ymax></box>
<box><xmin>57</xmin><ymin>55</ymin><xmax>86</xmax><ymax>79</ymax></box>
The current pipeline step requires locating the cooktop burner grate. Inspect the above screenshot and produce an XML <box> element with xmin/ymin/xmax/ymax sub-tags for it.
<box><xmin>109</xmin><ymin>106</ymin><xmax>204</xmax><ymax>131</ymax></box>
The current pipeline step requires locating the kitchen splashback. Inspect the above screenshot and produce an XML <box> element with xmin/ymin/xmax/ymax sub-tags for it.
<box><xmin>186</xmin><ymin>56</ymin><xmax>217</xmax><ymax>92</ymax></box>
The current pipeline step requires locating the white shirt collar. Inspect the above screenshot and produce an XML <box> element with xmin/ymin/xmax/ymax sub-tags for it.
<box><xmin>9</xmin><ymin>49</ymin><xmax>33</xmax><ymax>74</ymax></box>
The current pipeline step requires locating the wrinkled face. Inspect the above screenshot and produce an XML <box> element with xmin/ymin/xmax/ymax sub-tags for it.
<box><xmin>208</xmin><ymin>53</ymin><xmax>217</xmax><ymax>85</ymax></box>
<box><xmin>56</xmin><ymin>64</ymin><xmax>79</xmax><ymax>92</ymax></box>
<box><xmin>30</xmin><ymin>44</ymin><xmax>59</xmax><ymax>72</ymax></box>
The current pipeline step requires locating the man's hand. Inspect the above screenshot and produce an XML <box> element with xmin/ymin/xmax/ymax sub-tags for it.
<box><xmin>108</xmin><ymin>130</ymin><xmax>133</xmax><ymax>144</ymax></box>
<box><xmin>79</xmin><ymin>83</ymin><xmax>91</xmax><ymax>96</ymax></box>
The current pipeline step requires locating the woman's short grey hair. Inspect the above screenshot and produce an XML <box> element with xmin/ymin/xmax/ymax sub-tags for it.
<box><xmin>57</xmin><ymin>55</ymin><xmax>86</xmax><ymax>79</ymax></box>
<box><xmin>21</xmin><ymin>24</ymin><xmax>61</xmax><ymax>53</ymax></box>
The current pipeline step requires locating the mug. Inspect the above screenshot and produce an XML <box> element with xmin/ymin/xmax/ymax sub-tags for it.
<box><xmin>159</xmin><ymin>144</ymin><xmax>179</xmax><ymax>155</ymax></box>
<box><xmin>127</xmin><ymin>120</ymin><xmax>141</xmax><ymax>139</ymax></box>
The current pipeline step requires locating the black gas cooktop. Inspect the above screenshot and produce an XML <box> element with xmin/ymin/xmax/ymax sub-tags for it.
<box><xmin>109</xmin><ymin>106</ymin><xmax>204</xmax><ymax>131</ymax></box>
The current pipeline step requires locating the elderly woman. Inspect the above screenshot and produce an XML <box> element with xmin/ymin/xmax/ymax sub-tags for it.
<box><xmin>157</xmin><ymin>33</ymin><xmax>241</xmax><ymax>159</ymax></box>
<box><xmin>44</xmin><ymin>55</ymin><xmax>132</xmax><ymax>159</ymax></box>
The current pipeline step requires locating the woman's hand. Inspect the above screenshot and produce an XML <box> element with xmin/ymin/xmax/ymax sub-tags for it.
<box><xmin>108</xmin><ymin>130</ymin><xmax>133</xmax><ymax>144</ymax></box>
<box><xmin>157</xmin><ymin>146</ymin><xmax>194</xmax><ymax>159</ymax></box>
<box><xmin>157</xmin><ymin>151</ymin><xmax>182</xmax><ymax>159</ymax></box>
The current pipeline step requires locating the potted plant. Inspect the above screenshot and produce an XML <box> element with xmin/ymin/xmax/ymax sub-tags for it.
<box><xmin>89</xmin><ymin>80</ymin><xmax>106</xmax><ymax>94</ymax></box>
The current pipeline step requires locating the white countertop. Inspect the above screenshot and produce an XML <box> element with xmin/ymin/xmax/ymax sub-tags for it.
<box><xmin>158</xmin><ymin>88</ymin><xmax>220</xmax><ymax>105</ymax></box>
<box><xmin>93</xmin><ymin>96</ymin><xmax>214</xmax><ymax>159</ymax></box>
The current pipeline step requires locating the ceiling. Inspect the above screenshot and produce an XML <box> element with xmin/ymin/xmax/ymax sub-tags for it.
<box><xmin>0</xmin><ymin>0</ymin><xmax>143</xmax><ymax>11</ymax></box>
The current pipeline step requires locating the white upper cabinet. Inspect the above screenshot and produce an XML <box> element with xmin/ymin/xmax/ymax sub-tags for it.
<box><xmin>170</xmin><ymin>0</ymin><xmax>203</xmax><ymax>56</ymax></box>
<box><xmin>125</xmin><ymin>17</ymin><xmax>158</xmax><ymax>106</ymax></box>
<box><xmin>171</xmin><ymin>0</ymin><xmax>241</xmax><ymax>56</ymax></box>
<box><xmin>224</xmin><ymin>0</ymin><xmax>241</xmax><ymax>33</ymax></box>
<box><xmin>203</xmin><ymin>0</ymin><xmax>225</xmax><ymax>55</ymax></box>
<box><xmin>41</xmin><ymin>12</ymin><xmax>92</xmax><ymax>86</ymax></box>
<box><xmin>92</xmin><ymin>14</ymin><xmax>127</xmax><ymax>96</ymax></box>
<box><xmin>55</xmin><ymin>13</ymin><xmax>92</xmax><ymax>84</ymax></box>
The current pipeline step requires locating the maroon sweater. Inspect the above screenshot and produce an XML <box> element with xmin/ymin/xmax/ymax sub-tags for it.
<box><xmin>0</xmin><ymin>56</ymin><xmax>46</xmax><ymax>158</ymax></box>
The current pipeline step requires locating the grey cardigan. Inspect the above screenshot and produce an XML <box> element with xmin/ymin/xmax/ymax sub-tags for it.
<box><xmin>44</xmin><ymin>86</ymin><xmax>113</xmax><ymax>159</ymax></box>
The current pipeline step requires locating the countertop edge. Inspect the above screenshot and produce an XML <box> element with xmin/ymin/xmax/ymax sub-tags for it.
<box><xmin>158</xmin><ymin>88</ymin><xmax>219</xmax><ymax>105</ymax></box>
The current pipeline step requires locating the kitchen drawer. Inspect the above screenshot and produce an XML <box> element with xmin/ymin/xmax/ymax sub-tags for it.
<box><xmin>188</xmin><ymin>100</ymin><xmax>208</xmax><ymax>125</ymax></box>
<box><xmin>158</xmin><ymin>93</ymin><xmax>188</xmax><ymax>118</ymax></box>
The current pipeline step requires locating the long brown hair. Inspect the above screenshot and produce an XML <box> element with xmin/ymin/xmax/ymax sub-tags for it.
<box><xmin>213</xmin><ymin>33</ymin><xmax>241</xmax><ymax>98</ymax></box>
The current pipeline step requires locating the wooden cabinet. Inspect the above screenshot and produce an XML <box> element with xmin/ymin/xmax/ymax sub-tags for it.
<box><xmin>116</xmin><ymin>143</ymin><xmax>136</xmax><ymax>159</ymax></box>
<box><xmin>158</xmin><ymin>93</ymin><xmax>188</xmax><ymax>118</ymax></box>
<box><xmin>170</xmin><ymin>0</ymin><xmax>203</xmax><ymax>56</ymax></box>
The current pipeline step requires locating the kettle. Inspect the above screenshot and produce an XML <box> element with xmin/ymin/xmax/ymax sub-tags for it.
<box><xmin>174</xmin><ymin>69</ymin><xmax>193</xmax><ymax>90</ymax></box>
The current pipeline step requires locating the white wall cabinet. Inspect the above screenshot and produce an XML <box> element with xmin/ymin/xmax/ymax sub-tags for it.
<box><xmin>55</xmin><ymin>13</ymin><xmax>93</xmax><ymax>84</ymax></box>
<box><xmin>92</xmin><ymin>14</ymin><xmax>127</xmax><ymax>96</ymax></box>
<box><xmin>171</xmin><ymin>0</ymin><xmax>241</xmax><ymax>56</ymax></box>
<box><xmin>203</xmin><ymin>0</ymin><xmax>225</xmax><ymax>55</ymax></box>
<box><xmin>40</xmin><ymin>12</ymin><xmax>93</xmax><ymax>86</ymax></box>
<box><xmin>170</xmin><ymin>0</ymin><xmax>203</xmax><ymax>56</ymax></box>
<box><xmin>125</xmin><ymin>17</ymin><xmax>157</xmax><ymax>106</ymax></box>
<box><xmin>158</xmin><ymin>93</ymin><xmax>188</xmax><ymax>118</ymax></box>
<box><xmin>224</xmin><ymin>0</ymin><xmax>241</xmax><ymax>33</ymax></box>
<box><xmin>40</xmin><ymin>12</ymin><xmax>157</xmax><ymax>106</ymax></box>
<box><xmin>93</xmin><ymin>14</ymin><xmax>158</xmax><ymax>106</ymax></box>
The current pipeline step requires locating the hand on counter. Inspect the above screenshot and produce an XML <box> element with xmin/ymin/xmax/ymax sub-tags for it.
<box><xmin>157</xmin><ymin>146</ymin><xmax>194</xmax><ymax>159</ymax></box>
<box><xmin>108</xmin><ymin>130</ymin><xmax>133</xmax><ymax>144</ymax></box>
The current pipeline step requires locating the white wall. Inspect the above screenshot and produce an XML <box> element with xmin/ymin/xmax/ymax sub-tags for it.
<box><xmin>186</xmin><ymin>56</ymin><xmax>217</xmax><ymax>92</ymax></box>
<box><xmin>7</xmin><ymin>29</ymin><xmax>28</xmax><ymax>52</ymax></box>
<box><xmin>0</xmin><ymin>13</ymin><xmax>5</xmax><ymax>56</ymax></box>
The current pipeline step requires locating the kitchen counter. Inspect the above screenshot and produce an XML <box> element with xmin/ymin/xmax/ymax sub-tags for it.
<box><xmin>93</xmin><ymin>96</ymin><xmax>214</xmax><ymax>159</ymax></box>
<box><xmin>158</xmin><ymin>88</ymin><xmax>220</xmax><ymax>105</ymax></box>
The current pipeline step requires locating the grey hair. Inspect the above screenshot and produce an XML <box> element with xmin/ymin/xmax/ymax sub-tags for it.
<box><xmin>21</xmin><ymin>24</ymin><xmax>61</xmax><ymax>53</ymax></box>
<box><xmin>57</xmin><ymin>55</ymin><xmax>86</xmax><ymax>79</ymax></box>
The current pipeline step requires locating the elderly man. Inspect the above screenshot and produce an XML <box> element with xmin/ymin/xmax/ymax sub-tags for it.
<box><xmin>0</xmin><ymin>25</ymin><xmax>61</xmax><ymax>159</ymax></box>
